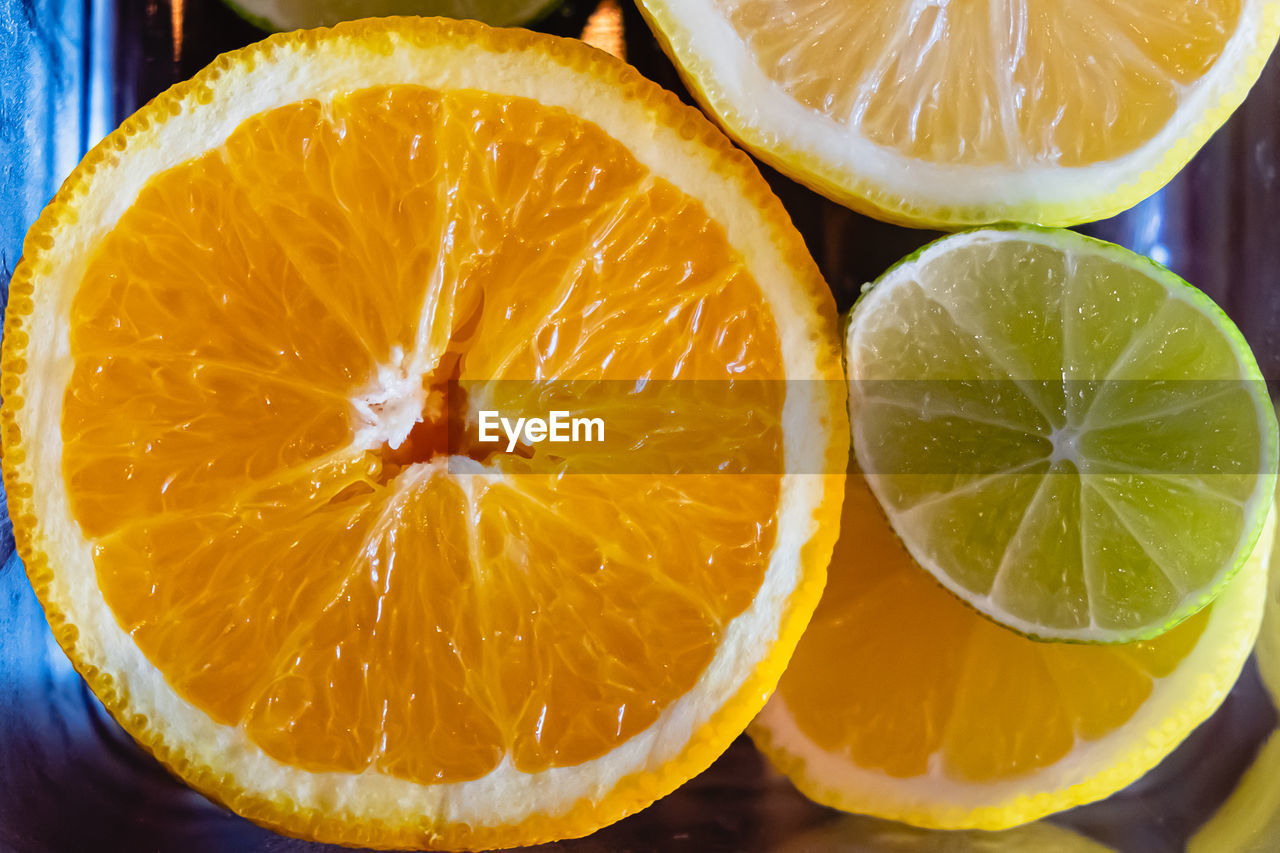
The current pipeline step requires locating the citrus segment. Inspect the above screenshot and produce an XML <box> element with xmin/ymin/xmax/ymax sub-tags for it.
<box><xmin>845</xmin><ymin>227</ymin><xmax>1277</xmax><ymax>642</ymax></box>
<box><xmin>2</xmin><ymin>19</ymin><xmax>847</xmax><ymax>849</ymax></box>
<box><xmin>751</xmin><ymin>471</ymin><xmax>1273</xmax><ymax>829</ymax></box>
<box><xmin>637</xmin><ymin>0</ymin><xmax>1280</xmax><ymax>227</ymax></box>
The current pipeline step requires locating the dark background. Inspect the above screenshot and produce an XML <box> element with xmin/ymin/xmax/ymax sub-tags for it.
<box><xmin>2</xmin><ymin>1</ymin><xmax>1279</xmax><ymax>850</ymax></box>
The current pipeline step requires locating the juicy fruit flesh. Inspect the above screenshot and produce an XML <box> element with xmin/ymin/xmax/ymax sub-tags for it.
<box><xmin>777</xmin><ymin>474</ymin><xmax>1207</xmax><ymax>782</ymax></box>
<box><xmin>63</xmin><ymin>86</ymin><xmax>785</xmax><ymax>783</ymax></box>
<box><xmin>849</xmin><ymin>233</ymin><xmax>1271</xmax><ymax>637</ymax></box>
<box><xmin>714</xmin><ymin>0</ymin><xmax>1241</xmax><ymax>167</ymax></box>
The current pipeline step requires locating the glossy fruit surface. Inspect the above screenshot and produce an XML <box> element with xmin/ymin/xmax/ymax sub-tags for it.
<box><xmin>637</xmin><ymin>0</ymin><xmax>1280</xmax><ymax>228</ymax></box>
<box><xmin>0</xmin><ymin>18</ymin><xmax>847</xmax><ymax>849</ymax></box>
<box><xmin>845</xmin><ymin>226</ymin><xmax>1277</xmax><ymax>642</ymax></box>
<box><xmin>752</xmin><ymin>471</ymin><xmax>1274</xmax><ymax>829</ymax></box>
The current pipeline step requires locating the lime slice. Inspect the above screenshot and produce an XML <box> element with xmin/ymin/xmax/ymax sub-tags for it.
<box><xmin>1189</xmin><ymin>731</ymin><xmax>1280</xmax><ymax>853</ymax></box>
<box><xmin>773</xmin><ymin>815</ymin><xmax>1114</xmax><ymax>852</ymax></box>
<box><xmin>225</xmin><ymin>0</ymin><xmax>563</xmax><ymax>30</ymax></box>
<box><xmin>845</xmin><ymin>226</ymin><xmax>1277</xmax><ymax>643</ymax></box>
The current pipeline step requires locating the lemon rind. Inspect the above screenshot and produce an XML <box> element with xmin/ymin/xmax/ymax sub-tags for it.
<box><xmin>773</xmin><ymin>814</ymin><xmax>1117</xmax><ymax>852</ymax></box>
<box><xmin>1256</xmin><ymin>402</ymin><xmax>1280</xmax><ymax>707</ymax></box>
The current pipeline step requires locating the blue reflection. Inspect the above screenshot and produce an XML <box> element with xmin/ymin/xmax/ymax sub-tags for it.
<box><xmin>1079</xmin><ymin>187</ymin><xmax>1170</xmax><ymax>266</ymax></box>
<box><xmin>0</xmin><ymin>0</ymin><xmax>114</xmax><ymax>277</ymax></box>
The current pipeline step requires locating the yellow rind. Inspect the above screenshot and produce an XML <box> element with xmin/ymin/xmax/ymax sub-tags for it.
<box><xmin>772</xmin><ymin>813</ymin><xmax>1116</xmax><ymax>852</ymax></box>
<box><xmin>0</xmin><ymin>17</ymin><xmax>848</xmax><ymax>850</ymax></box>
<box><xmin>636</xmin><ymin>0</ymin><xmax>1280</xmax><ymax>230</ymax></box>
<box><xmin>749</xmin><ymin>509</ymin><xmax>1274</xmax><ymax>831</ymax></box>
<box><xmin>1257</xmin><ymin>401</ymin><xmax>1280</xmax><ymax>707</ymax></box>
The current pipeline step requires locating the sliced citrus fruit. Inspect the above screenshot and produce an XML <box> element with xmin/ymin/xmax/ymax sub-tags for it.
<box><xmin>635</xmin><ymin>0</ymin><xmax>1280</xmax><ymax>228</ymax></box>
<box><xmin>0</xmin><ymin>19</ymin><xmax>848</xmax><ymax>850</ymax></box>
<box><xmin>773</xmin><ymin>814</ymin><xmax>1114</xmax><ymax>853</ymax></box>
<box><xmin>751</xmin><ymin>470</ymin><xmax>1274</xmax><ymax>830</ymax></box>
<box><xmin>1258</xmin><ymin>401</ymin><xmax>1280</xmax><ymax>705</ymax></box>
<box><xmin>226</xmin><ymin>0</ymin><xmax>562</xmax><ymax>30</ymax></box>
<box><xmin>845</xmin><ymin>226</ymin><xmax>1277</xmax><ymax>643</ymax></box>
<box><xmin>1189</xmin><ymin>729</ymin><xmax>1280</xmax><ymax>853</ymax></box>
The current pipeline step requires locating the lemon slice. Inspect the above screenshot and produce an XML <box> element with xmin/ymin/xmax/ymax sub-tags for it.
<box><xmin>636</xmin><ymin>0</ymin><xmax>1280</xmax><ymax>228</ymax></box>
<box><xmin>226</xmin><ymin>0</ymin><xmax>562</xmax><ymax>30</ymax></box>
<box><xmin>1189</xmin><ymin>731</ymin><xmax>1280</xmax><ymax>853</ymax></box>
<box><xmin>751</xmin><ymin>470</ymin><xmax>1274</xmax><ymax>830</ymax></box>
<box><xmin>0</xmin><ymin>19</ymin><xmax>847</xmax><ymax>849</ymax></box>
<box><xmin>773</xmin><ymin>815</ymin><xmax>1115</xmax><ymax>853</ymax></box>
<box><xmin>845</xmin><ymin>226</ymin><xmax>1277</xmax><ymax>642</ymax></box>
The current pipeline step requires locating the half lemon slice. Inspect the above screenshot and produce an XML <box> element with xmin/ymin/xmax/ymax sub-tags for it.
<box><xmin>637</xmin><ymin>0</ymin><xmax>1280</xmax><ymax>228</ymax></box>
<box><xmin>752</xmin><ymin>471</ymin><xmax>1273</xmax><ymax>830</ymax></box>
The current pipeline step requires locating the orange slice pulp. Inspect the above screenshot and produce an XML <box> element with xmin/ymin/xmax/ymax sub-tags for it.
<box><xmin>2</xmin><ymin>19</ymin><xmax>847</xmax><ymax>849</ymax></box>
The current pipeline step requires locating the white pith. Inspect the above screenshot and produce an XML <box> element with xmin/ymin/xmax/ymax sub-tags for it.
<box><xmin>350</xmin><ymin>345</ymin><xmax>431</xmax><ymax>451</ymax></box>
<box><xmin>754</xmin><ymin>507</ymin><xmax>1273</xmax><ymax>829</ymax></box>
<box><xmin>639</xmin><ymin>0</ymin><xmax>1280</xmax><ymax>221</ymax></box>
<box><xmin>13</xmin><ymin>32</ymin><xmax>840</xmax><ymax>832</ymax></box>
<box><xmin>845</xmin><ymin>228</ymin><xmax>1278</xmax><ymax>643</ymax></box>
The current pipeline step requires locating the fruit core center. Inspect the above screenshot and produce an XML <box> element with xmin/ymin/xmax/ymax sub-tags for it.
<box><xmin>1048</xmin><ymin>424</ymin><xmax>1080</xmax><ymax>466</ymax></box>
<box><xmin>356</xmin><ymin>349</ymin><xmax>526</xmax><ymax>485</ymax></box>
<box><xmin>377</xmin><ymin>367</ymin><xmax>466</xmax><ymax>476</ymax></box>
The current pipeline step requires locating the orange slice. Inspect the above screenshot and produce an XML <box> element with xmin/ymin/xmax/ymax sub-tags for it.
<box><xmin>751</xmin><ymin>472</ymin><xmax>1271</xmax><ymax>830</ymax></box>
<box><xmin>0</xmin><ymin>19</ymin><xmax>847</xmax><ymax>849</ymax></box>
